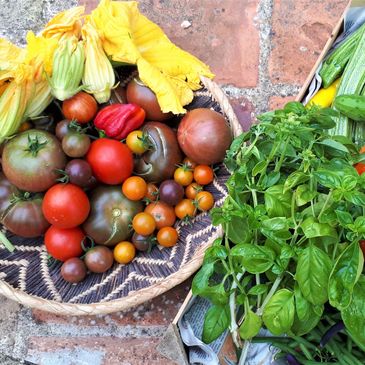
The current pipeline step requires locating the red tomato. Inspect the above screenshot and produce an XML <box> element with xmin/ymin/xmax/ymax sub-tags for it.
<box><xmin>86</xmin><ymin>139</ymin><xmax>133</xmax><ymax>184</ymax></box>
<box><xmin>44</xmin><ymin>226</ymin><xmax>84</xmax><ymax>261</ymax></box>
<box><xmin>355</xmin><ymin>163</ymin><xmax>365</xmax><ymax>175</ymax></box>
<box><xmin>42</xmin><ymin>184</ymin><xmax>90</xmax><ymax>228</ymax></box>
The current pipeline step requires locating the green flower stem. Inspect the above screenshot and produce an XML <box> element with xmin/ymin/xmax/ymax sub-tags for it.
<box><xmin>0</xmin><ymin>231</ymin><xmax>14</xmax><ymax>252</ymax></box>
<box><xmin>318</xmin><ymin>190</ymin><xmax>333</xmax><ymax>220</ymax></box>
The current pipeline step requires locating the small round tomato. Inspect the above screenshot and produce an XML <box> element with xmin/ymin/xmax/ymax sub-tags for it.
<box><xmin>355</xmin><ymin>163</ymin><xmax>365</xmax><ymax>175</ymax></box>
<box><xmin>114</xmin><ymin>241</ymin><xmax>136</xmax><ymax>264</ymax></box>
<box><xmin>86</xmin><ymin>139</ymin><xmax>133</xmax><ymax>184</ymax></box>
<box><xmin>196</xmin><ymin>191</ymin><xmax>214</xmax><ymax>211</ymax></box>
<box><xmin>174</xmin><ymin>166</ymin><xmax>193</xmax><ymax>186</ymax></box>
<box><xmin>44</xmin><ymin>225</ymin><xmax>85</xmax><ymax>262</ymax></box>
<box><xmin>360</xmin><ymin>240</ymin><xmax>365</xmax><ymax>257</ymax></box>
<box><xmin>185</xmin><ymin>183</ymin><xmax>203</xmax><ymax>200</ymax></box>
<box><xmin>175</xmin><ymin>199</ymin><xmax>196</xmax><ymax>220</ymax></box>
<box><xmin>145</xmin><ymin>183</ymin><xmax>159</xmax><ymax>202</ymax></box>
<box><xmin>84</xmin><ymin>246</ymin><xmax>114</xmax><ymax>273</ymax></box>
<box><xmin>145</xmin><ymin>201</ymin><xmax>176</xmax><ymax>229</ymax></box>
<box><xmin>126</xmin><ymin>130</ymin><xmax>148</xmax><ymax>154</ymax></box>
<box><xmin>132</xmin><ymin>212</ymin><xmax>156</xmax><ymax>235</ymax></box>
<box><xmin>62</xmin><ymin>132</ymin><xmax>90</xmax><ymax>158</ymax></box>
<box><xmin>157</xmin><ymin>227</ymin><xmax>179</xmax><ymax>247</ymax></box>
<box><xmin>360</xmin><ymin>146</ymin><xmax>365</xmax><ymax>154</ymax></box>
<box><xmin>193</xmin><ymin>165</ymin><xmax>214</xmax><ymax>185</ymax></box>
<box><xmin>183</xmin><ymin>157</ymin><xmax>197</xmax><ymax>170</ymax></box>
<box><xmin>122</xmin><ymin>176</ymin><xmax>147</xmax><ymax>201</ymax></box>
<box><xmin>42</xmin><ymin>183</ymin><xmax>90</xmax><ymax>228</ymax></box>
<box><xmin>61</xmin><ymin>257</ymin><xmax>87</xmax><ymax>283</ymax></box>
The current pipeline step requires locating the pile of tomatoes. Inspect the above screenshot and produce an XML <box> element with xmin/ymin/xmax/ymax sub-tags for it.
<box><xmin>0</xmin><ymin>78</ymin><xmax>232</xmax><ymax>284</ymax></box>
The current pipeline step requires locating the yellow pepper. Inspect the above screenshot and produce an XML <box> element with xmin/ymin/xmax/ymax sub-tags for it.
<box><xmin>307</xmin><ymin>78</ymin><xmax>341</xmax><ymax>108</ymax></box>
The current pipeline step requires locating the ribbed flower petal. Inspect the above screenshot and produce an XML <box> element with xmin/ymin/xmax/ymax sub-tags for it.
<box><xmin>91</xmin><ymin>0</ymin><xmax>213</xmax><ymax>114</ymax></box>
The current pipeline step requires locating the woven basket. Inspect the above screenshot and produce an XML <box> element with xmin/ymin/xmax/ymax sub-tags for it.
<box><xmin>0</xmin><ymin>74</ymin><xmax>242</xmax><ymax>315</ymax></box>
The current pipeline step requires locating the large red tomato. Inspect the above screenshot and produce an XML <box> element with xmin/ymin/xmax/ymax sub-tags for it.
<box><xmin>44</xmin><ymin>226</ymin><xmax>84</xmax><ymax>261</ymax></box>
<box><xmin>42</xmin><ymin>184</ymin><xmax>90</xmax><ymax>228</ymax></box>
<box><xmin>86</xmin><ymin>139</ymin><xmax>133</xmax><ymax>184</ymax></box>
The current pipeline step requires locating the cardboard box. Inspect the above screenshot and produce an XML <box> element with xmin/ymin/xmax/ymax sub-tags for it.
<box><xmin>158</xmin><ymin>2</ymin><xmax>365</xmax><ymax>364</ymax></box>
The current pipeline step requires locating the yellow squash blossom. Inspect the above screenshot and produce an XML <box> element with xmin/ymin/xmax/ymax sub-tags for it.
<box><xmin>42</xmin><ymin>6</ymin><xmax>85</xmax><ymax>41</ymax></box>
<box><xmin>82</xmin><ymin>18</ymin><xmax>115</xmax><ymax>103</ymax></box>
<box><xmin>91</xmin><ymin>0</ymin><xmax>213</xmax><ymax>114</ymax></box>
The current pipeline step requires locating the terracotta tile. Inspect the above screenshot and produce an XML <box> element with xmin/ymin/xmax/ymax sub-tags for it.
<box><xmin>269</xmin><ymin>0</ymin><xmax>348</xmax><ymax>84</ymax></box>
<box><xmin>269</xmin><ymin>95</ymin><xmax>296</xmax><ymax>110</ymax></box>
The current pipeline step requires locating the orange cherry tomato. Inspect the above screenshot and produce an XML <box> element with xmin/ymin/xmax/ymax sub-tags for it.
<box><xmin>145</xmin><ymin>202</ymin><xmax>176</xmax><ymax>229</ymax></box>
<box><xmin>145</xmin><ymin>183</ymin><xmax>159</xmax><ymax>202</ymax></box>
<box><xmin>183</xmin><ymin>157</ymin><xmax>197</xmax><ymax>170</ymax></box>
<box><xmin>355</xmin><ymin>163</ymin><xmax>365</xmax><ymax>175</ymax></box>
<box><xmin>175</xmin><ymin>199</ymin><xmax>196</xmax><ymax>220</ymax></box>
<box><xmin>157</xmin><ymin>227</ymin><xmax>179</xmax><ymax>247</ymax></box>
<box><xmin>174</xmin><ymin>166</ymin><xmax>193</xmax><ymax>186</ymax></box>
<box><xmin>132</xmin><ymin>212</ymin><xmax>156</xmax><ymax>235</ymax></box>
<box><xmin>185</xmin><ymin>183</ymin><xmax>203</xmax><ymax>200</ymax></box>
<box><xmin>360</xmin><ymin>146</ymin><xmax>365</xmax><ymax>154</ymax></box>
<box><xmin>122</xmin><ymin>176</ymin><xmax>147</xmax><ymax>201</ymax></box>
<box><xmin>193</xmin><ymin>165</ymin><xmax>214</xmax><ymax>185</ymax></box>
<box><xmin>196</xmin><ymin>191</ymin><xmax>214</xmax><ymax>211</ymax></box>
<box><xmin>114</xmin><ymin>241</ymin><xmax>136</xmax><ymax>264</ymax></box>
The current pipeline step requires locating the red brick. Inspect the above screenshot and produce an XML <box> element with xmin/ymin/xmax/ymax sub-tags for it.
<box><xmin>32</xmin><ymin>280</ymin><xmax>190</xmax><ymax>326</ymax></box>
<box><xmin>26</xmin><ymin>337</ymin><xmax>172</xmax><ymax>365</ymax></box>
<box><xmin>269</xmin><ymin>0</ymin><xmax>348</xmax><ymax>84</ymax></box>
<box><xmin>79</xmin><ymin>0</ymin><xmax>260</xmax><ymax>88</ymax></box>
<box><xmin>229</xmin><ymin>96</ymin><xmax>255</xmax><ymax>131</ymax></box>
<box><xmin>269</xmin><ymin>96</ymin><xmax>296</xmax><ymax>110</ymax></box>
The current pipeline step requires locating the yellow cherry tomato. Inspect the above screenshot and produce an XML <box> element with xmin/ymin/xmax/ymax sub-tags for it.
<box><xmin>114</xmin><ymin>241</ymin><xmax>136</xmax><ymax>264</ymax></box>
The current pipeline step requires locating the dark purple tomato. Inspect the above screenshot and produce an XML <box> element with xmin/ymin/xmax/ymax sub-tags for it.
<box><xmin>132</xmin><ymin>232</ymin><xmax>154</xmax><ymax>252</ymax></box>
<box><xmin>61</xmin><ymin>257</ymin><xmax>87</xmax><ymax>283</ymax></box>
<box><xmin>65</xmin><ymin>160</ymin><xmax>92</xmax><ymax>187</ymax></box>
<box><xmin>55</xmin><ymin>119</ymin><xmax>71</xmax><ymax>140</ymax></box>
<box><xmin>126</xmin><ymin>78</ymin><xmax>172</xmax><ymax>121</ymax></box>
<box><xmin>159</xmin><ymin>180</ymin><xmax>184</xmax><ymax>206</ymax></box>
<box><xmin>62</xmin><ymin>133</ymin><xmax>91</xmax><ymax>158</ymax></box>
<box><xmin>84</xmin><ymin>246</ymin><xmax>114</xmax><ymax>273</ymax></box>
<box><xmin>84</xmin><ymin>175</ymin><xmax>99</xmax><ymax>190</ymax></box>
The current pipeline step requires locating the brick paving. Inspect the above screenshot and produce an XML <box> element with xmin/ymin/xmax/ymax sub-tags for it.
<box><xmin>0</xmin><ymin>0</ymin><xmax>350</xmax><ymax>364</ymax></box>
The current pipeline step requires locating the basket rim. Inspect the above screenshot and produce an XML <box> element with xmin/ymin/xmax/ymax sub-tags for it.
<box><xmin>0</xmin><ymin>77</ymin><xmax>242</xmax><ymax>315</ymax></box>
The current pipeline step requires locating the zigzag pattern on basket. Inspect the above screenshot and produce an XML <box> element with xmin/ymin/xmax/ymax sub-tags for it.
<box><xmin>0</xmin><ymin>84</ymin><xmax>236</xmax><ymax>306</ymax></box>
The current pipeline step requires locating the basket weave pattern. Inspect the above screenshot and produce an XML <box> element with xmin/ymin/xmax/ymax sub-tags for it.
<box><xmin>0</xmin><ymin>76</ymin><xmax>242</xmax><ymax>315</ymax></box>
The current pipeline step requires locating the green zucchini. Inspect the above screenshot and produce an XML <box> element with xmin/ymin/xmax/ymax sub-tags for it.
<box><xmin>329</xmin><ymin>25</ymin><xmax>365</xmax><ymax>140</ymax></box>
<box><xmin>333</xmin><ymin>94</ymin><xmax>365</xmax><ymax>122</ymax></box>
<box><xmin>320</xmin><ymin>24</ymin><xmax>365</xmax><ymax>88</ymax></box>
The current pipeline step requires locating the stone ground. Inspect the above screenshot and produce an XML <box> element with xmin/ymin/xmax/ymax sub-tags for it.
<box><xmin>0</xmin><ymin>0</ymin><xmax>349</xmax><ymax>364</ymax></box>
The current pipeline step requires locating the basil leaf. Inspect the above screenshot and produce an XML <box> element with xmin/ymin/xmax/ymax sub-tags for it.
<box><xmin>252</xmin><ymin>160</ymin><xmax>267</xmax><ymax>176</ymax></box>
<box><xmin>296</xmin><ymin>244</ymin><xmax>332</xmax><ymax>305</ymax></box>
<box><xmin>291</xmin><ymin>303</ymin><xmax>323</xmax><ymax>336</ymax></box>
<box><xmin>329</xmin><ymin>242</ymin><xmax>364</xmax><ymax>310</ymax></box>
<box><xmin>239</xmin><ymin>310</ymin><xmax>262</xmax><ymax>340</ymax></box>
<box><xmin>344</xmin><ymin>191</ymin><xmax>365</xmax><ymax>206</ymax></box>
<box><xmin>227</xmin><ymin>216</ymin><xmax>253</xmax><ymax>244</ymax></box>
<box><xmin>262</xmin><ymin>171</ymin><xmax>281</xmax><ymax>188</ymax></box>
<box><xmin>335</xmin><ymin>210</ymin><xmax>353</xmax><ymax>226</ymax></box>
<box><xmin>284</xmin><ymin>171</ymin><xmax>309</xmax><ymax>192</ymax></box>
<box><xmin>202</xmin><ymin>304</ymin><xmax>230</xmax><ymax>344</ymax></box>
<box><xmin>295</xmin><ymin>184</ymin><xmax>317</xmax><ymax>206</ymax></box>
<box><xmin>318</xmin><ymin>139</ymin><xmax>349</xmax><ymax>153</ymax></box>
<box><xmin>248</xmin><ymin>284</ymin><xmax>268</xmax><ymax>296</ymax></box>
<box><xmin>192</xmin><ymin>262</ymin><xmax>214</xmax><ymax>295</ymax></box>
<box><xmin>313</xmin><ymin>169</ymin><xmax>341</xmax><ymax>189</ymax></box>
<box><xmin>294</xmin><ymin>283</ymin><xmax>311</xmax><ymax>322</ymax></box>
<box><xmin>264</xmin><ymin>185</ymin><xmax>292</xmax><ymax>218</ymax></box>
<box><xmin>301</xmin><ymin>217</ymin><xmax>337</xmax><ymax>238</ymax></box>
<box><xmin>341</xmin><ymin>276</ymin><xmax>365</xmax><ymax>351</ymax></box>
<box><xmin>262</xmin><ymin>289</ymin><xmax>295</xmax><ymax>335</ymax></box>
<box><xmin>230</xmin><ymin>244</ymin><xmax>276</xmax><ymax>273</ymax></box>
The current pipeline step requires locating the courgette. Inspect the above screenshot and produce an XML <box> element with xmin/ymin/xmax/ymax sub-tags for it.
<box><xmin>329</xmin><ymin>24</ymin><xmax>365</xmax><ymax>140</ymax></box>
<box><xmin>320</xmin><ymin>24</ymin><xmax>365</xmax><ymax>88</ymax></box>
<box><xmin>333</xmin><ymin>94</ymin><xmax>365</xmax><ymax>122</ymax></box>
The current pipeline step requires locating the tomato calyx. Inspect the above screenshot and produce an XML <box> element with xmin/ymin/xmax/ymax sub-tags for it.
<box><xmin>176</xmin><ymin>162</ymin><xmax>193</xmax><ymax>172</ymax></box>
<box><xmin>25</xmin><ymin>134</ymin><xmax>47</xmax><ymax>157</ymax></box>
<box><xmin>80</xmin><ymin>236</ymin><xmax>95</xmax><ymax>257</ymax></box>
<box><xmin>137</xmin><ymin>132</ymin><xmax>153</xmax><ymax>151</ymax></box>
<box><xmin>68</xmin><ymin>120</ymin><xmax>90</xmax><ymax>134</ymax></box>
<box><xmin>55</xmin><ymin>169</ymin><xmax>70</xmax><ymax>184</ymax></box>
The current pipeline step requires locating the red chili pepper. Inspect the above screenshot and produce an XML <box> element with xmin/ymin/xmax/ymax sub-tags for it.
<box><xmin>94</xmin><ymin>103</ymin><xmax>146</xmax><ymax>140</ymax></box>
